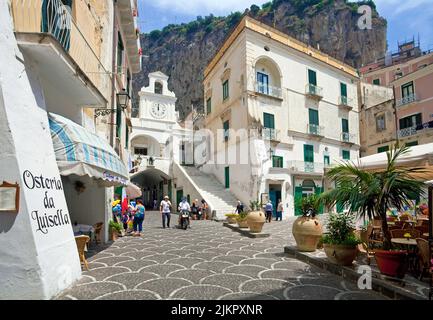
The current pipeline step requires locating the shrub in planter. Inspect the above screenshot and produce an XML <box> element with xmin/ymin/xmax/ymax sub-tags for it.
<box><xmin>320</xmin><ymin>145</ymin><xmax>425</xmax><ymax>278</ymax></box>
<box><xmin>322</xmin><ymin>213</ymin><xmax>361</xmax><ymax>266</ymax></box>
<box><xmin>236</xmin><ymin>211</ymin><xmax>249</xmax><ymax>228</ymax></box>
<box><xmin>225</xmin><ymin>213</ymin><xmax>238</xmax><ymax>224</ymax></box>
<box><xmin>292</xmin><ymin>194</ymin><xmax>323</xmax><ymax>252</ymax></box>
<box><xmin>109</xmin><ymin>220</ymin><xmax>122</xmax><ymax>240</ymax></box>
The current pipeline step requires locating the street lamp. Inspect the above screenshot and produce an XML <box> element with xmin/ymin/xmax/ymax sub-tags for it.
<box><xmin>117</xmin><ymin>89</ymin><xmax>130</xmax><ymax>110</ymax></box>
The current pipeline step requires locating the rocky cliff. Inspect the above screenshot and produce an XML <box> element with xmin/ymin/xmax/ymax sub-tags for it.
<box><xmin>134</xmin><ymin>0</ymin><xmax>387</xmax><ymax>118</ymax></box>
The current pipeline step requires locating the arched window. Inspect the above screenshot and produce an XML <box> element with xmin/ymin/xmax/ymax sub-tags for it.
<box><xmin>154</xmin><ymin>81</ymin><xmax>163</xmax><ymax>94</ymax></box>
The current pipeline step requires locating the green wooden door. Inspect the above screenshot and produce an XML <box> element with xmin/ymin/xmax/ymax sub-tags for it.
<box><xmin>294</xmin><ymin>186</ymin><xmax>303</xmax><ymax>216</ymax></box>
<box><xmin>340</xmin><ymin>83</ymin><xmax>347</xmax><ymax>97</ymax></box>
<box><xmin>304</xmin><ymin>145</ymin><xmax>314</xmax><ymax>163</ymax></box>
<box><xmin>309</xmin><ymin>109</ymin><xmax>319</xmax><ymax>125</ymax></box>
<box><xmin>315</xmin><ymin>187</ymin><xmax>324</xmax><ymax>214</ymax></box>
<box><xmin>225</xmin><ymin>166</ymin><xmax>230</xmax><ymax>188</ymax></box>
<box><xmin>176</xmin><ymin>189</ymin><xmax>183</xmax><ymax>210</ymax></box>
<box><xmin>308</xmin><ymin>69</ymin><xmax>317</xmax><ymax>85</ymax></box>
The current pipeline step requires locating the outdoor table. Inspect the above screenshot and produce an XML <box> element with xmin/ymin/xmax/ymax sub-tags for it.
<box><xmin>391</xmin><ymin>238</ymin><xmax>419</xmax><ymax>275</ymax></box>
<box><xmin>391</xmin><ymin>238</ymin><xmax>417</xmax><ymax>246</ymax></box>
<box><xmin>424</xmin><ymin>233</ymin><xmax>429</xmax><ymax>237</ymax></box>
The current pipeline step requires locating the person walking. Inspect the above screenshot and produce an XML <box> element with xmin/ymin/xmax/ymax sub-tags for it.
<box><xmin>276</xmin><ymin>199</ymin><xmax>283</xmax><ymax>221</ymax></box>
<box><xmin>160</xmin><ymin>196</ymin><xmax>172</xmax><ymax>229</ymax></box>
<box><xmin>191</xmin><ymin>199</ymin><xmax>201</xmax><ymax>220</ymax></box>
<box><xmin>201</xmin><ymin>199</ymin><xmax>208</xmax><ymax>220</ymax></box>
<box><xmin>133</xmin><ymin>200</ymin><xmax>145</xmax><ymax>236</ymax></box>
<box><xmin>264</xmin><ymin>200</ymin><xmax>273</xmax><ymax>223</ymax></box>
<box><xmin>235</xmin><ymin>200</ymin><xmax>244</xmax><ymax>214</ymax></box>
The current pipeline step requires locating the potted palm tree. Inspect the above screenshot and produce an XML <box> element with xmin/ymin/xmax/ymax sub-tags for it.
<box><xmin>322</xmin><ymin>213</ymin><xmax>361</xmax><ymax>266</ymax></box>
<box><xmin>292</xmin><ymin>194</ymin><xmax>323</xmax><ymax>252</ymax></box>
<box><xmin>320</xmin><ymin>146</ymin><xmax>425</xmax><ymax>278</ymax></box>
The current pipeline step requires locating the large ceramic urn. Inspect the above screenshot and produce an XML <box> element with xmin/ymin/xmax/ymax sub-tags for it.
<box><xmin>247</xmin><ymin>211</ymin><xmax>266</xmax><ymax>233</ymax></box>
<box><xmin>292</xmin><ymin>216</ymin><xmax>323</xmax><ymax>252</ymax></box>
<box><xmin>323</xmin><ymin>244</ymin><xmax>358</xmax><ymax>266</ymax></box>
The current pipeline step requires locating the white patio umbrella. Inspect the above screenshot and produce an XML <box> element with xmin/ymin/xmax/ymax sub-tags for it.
<box><xmin>125</xmin><ymin>182</ymin><xmax>142</xmax><ymax>199</ymax></box>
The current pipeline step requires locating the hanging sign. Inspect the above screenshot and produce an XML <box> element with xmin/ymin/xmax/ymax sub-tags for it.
<box><xmin>0</xmin><ymin>181</ymin><xmax>20</xmax><ymax>213</ymax></box>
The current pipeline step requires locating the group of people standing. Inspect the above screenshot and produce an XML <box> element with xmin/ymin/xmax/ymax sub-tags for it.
<box><xmin>112</xmin><ymin>199</ymin><xmax>146</xmax><ymax>237</ymax></box>
<box><xmin>235</xmin><ymin>199</ymin><xmax>284</xmax><ymax>223</ymax></box>
<box><xmin>159</xmin><ymin>196</ymin><xmax>209</xmax><ymax>229</ymax></box>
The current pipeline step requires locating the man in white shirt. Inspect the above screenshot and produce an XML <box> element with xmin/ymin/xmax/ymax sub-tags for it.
<box><xmin>160</xmin><ymin>196</ymin><xmax>172</xmax><ymax>229</ymax></box>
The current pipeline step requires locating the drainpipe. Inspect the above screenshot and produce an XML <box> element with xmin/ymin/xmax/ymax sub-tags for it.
<box><xmin>110</xmin><ymin>0</ymin><xmax>117</xmax><ymax>147</ymax></box>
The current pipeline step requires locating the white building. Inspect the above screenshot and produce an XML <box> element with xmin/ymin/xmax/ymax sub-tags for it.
<box><xmin>199</xmin><ymin>16</ymin><xmax>361</xmax><ymax>218</ymax></box>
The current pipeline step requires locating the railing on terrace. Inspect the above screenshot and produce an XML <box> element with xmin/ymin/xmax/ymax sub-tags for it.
<box><xmin>396</xmin><ymin>93</ymin><xmax>418</xmax><ymax>107</ymax></box>
<box><xmin>341</xmin><ymin>132</ymin><xmax>356</xmax><ymax>143</ymax></box>
<box><xmin>287</xmin><ymin>161</ymin><xmax>326</xmax><ymax>175</ymax></box>
<box><xmin>254</xmin><ymin>82</ymin><xmax>282</xmax><ymax>99</ymax></box>
<box><xmin>305</xmin><ymin>83</ymin><xmax>323</xmax><ymax>98</ymax></box>
<box><xmin>398</xmin><ymin>121</ymin><xmax>433</xmax><ymax>138</ymax></box>
<box><xmin>11</xmin><ymin>0</ymin><xmax>111</xmax><ymax>100</ymax></box>
<box><xmin>307</xmin><ymin>124</ymin><xmax>324</xmax><ymax>136</ymax></box>
<box><xmin>338</xmin><ymin>96</ymin><xmax>353</xmax><ymax>108</ymax></box>
<box><xmin>261</xmin><ymin>128</ymin><xmax>280</xmax><ymax>141</ymax></box>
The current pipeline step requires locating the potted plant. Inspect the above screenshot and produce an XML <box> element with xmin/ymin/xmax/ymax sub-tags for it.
<box><xmin>246</xmin><ymin>200</ymin><xmax>266</xmax><ymax>233</ymax></box>
<box><xmin>292</xmin><ymin>194</ymin><xmax>323</xmax><ymax>252</ymax></box>
<box><xmin>236</xmin><ymin>211</ymin><xmax>249</xmax><ymax>228</ymax></box>
<box><xmin>320</xmin><ymin>145</ymin><xmax>425</xmax><ymax>278</ymax></box>
<box><xmin>225</xmin><ymin>213</ymin><xmax>238</xmax><ymax>224</ymax></box>
<box><xmin>322</xmin><ymin>213</ymin><xmax>361</xmax><ymax>266</ymax></box>
<box><xmin>109</xmin><ymin>220</ymin><xmax>122</xmax><ymax>241</ymax></box>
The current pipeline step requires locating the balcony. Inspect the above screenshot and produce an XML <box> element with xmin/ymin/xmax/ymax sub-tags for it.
<box><xmin>305</xmin><ymin>83</ymin><xmax>323</xmax><ymax>100</ymax></box>
<box><xmin>306</xmin><ymin>124</ymin><xmax>324</xmax><ymax>139</ymax></box>
<box><xmin>261</xmin><ymin>128</ymin><xmax>281</xmax><ymax>141</ymax></box>
<box><xmin>341</xmin><ymin>132</ymin><xmax>356</xmax><ymax>145</ymax></box>
<box><xmin>396</xmin><ymin>94</ymin><xmax>418</xmax><ymax>108</ymax></box>
<box><xmin>398</xmin><ymin>121</ymin><xmax>433</xmax><ymax>138</ymax></box>
<box><xmin>338</xmin><ymin>96</ymin><xmax>353</xmax><ymax>111</ymax></box>
<box><xmin>11</xmin><ymin>0</ymin><xmax>110</xmax><ymax>105</ymax></box>
<box><xmin>254</xmin><ymin>82</ymin><xmax>282</xmax><ymax>99</ymax></box>
<box><xmin>287</xmin><ymin>161</ymin><xmax>325</xmax><ymax>176</ymax></box>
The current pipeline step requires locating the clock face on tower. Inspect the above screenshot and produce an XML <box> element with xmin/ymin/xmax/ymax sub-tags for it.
<box><xmin>150</xmin><ymin>103</ymin><xmax>167</xmax><ymax>119</ymax></box>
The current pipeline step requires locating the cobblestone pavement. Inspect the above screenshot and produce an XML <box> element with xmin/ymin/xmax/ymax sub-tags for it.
<box><xmin>56</xmin><ymin>212</ymin><xmax>388</xmax><ymax>300</ymax></box>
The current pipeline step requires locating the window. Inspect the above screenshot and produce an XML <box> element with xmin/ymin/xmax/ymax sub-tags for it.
<box><xmin>378</xmin><ymin>146</ymin><xmax>389</xmax><ymax>153</ymax></box>
<box><xmin>405</xmin><ymin>141</ymin><xmax>418</xmax><ymax>147</ymax></box>
<box><xmin>399</xmin><ymin>113</ymin><xmax>422</xmax><ymax>129</ymax></box>
<box><xmin>340</xmin><ymin>83</ymin><xmax>347</xmax><ymax>97</ymax></box>
<box><xmin>342</xmin><ymin>118</ymin><xmax>349</xmax><ymax>133</ymax></box>
<box><xmin>116</xmin><ymin>32</ymin><xmax>124</xmax><ymax>73</ymax></box>
<box><xmin>372</xmin><ymin>79</ymin><xmax>380</xmax><ymax>85</ymax></box>
<box><xmin>308</xmin><ymin>109</ymin><xmax>319</xmax><ymax>135</ymax></box>
<box><xmin>134</xmin><ymin>147</ymin><xmax>148</xmax><ymax>156</ymax></box>
<box><xmin>376</xmin><ymin>114</ymin><xmax>386</xmax><ymax>132</ymax></box>
<box><xmin>223</xmin><ymin>120</ymin><xmax>229</xmax><ymax>141</ymax></box>
<box><xmin>324</xmin><ymin>155</ymin><xmax>330</xmax><ymax>166</ymax></box>
<box><xmin>125</xmin><ymin>125</ymin><xmax>129</xmax><ymax>148</ymax></box>
<box><xmin>308</xmin><ymin>69</ymin><xmax>317</xmax><ymax>86</ymax></box>
<box><xmin>401</xmin><ymin>81</ymin><xmax>414</xmax><ymax>98</ymax></box>
<box><xmin>154</xmin><ymin>82</ymin><xmax>163</xmax><ymax>94</ymax></box>
<box><xmin>257</xmin><ymin>72</ymin><xmax>269</xmax><ymax>95</ymax></box>
<box><xmin>225</xmin><ymin>166</ymin><xmax>230</xmax><ymax>188</ymax></box>
<box><xmin>223</xmin><ymin>80</ymin><xmax>229</xmax><ymax>101</ymax></box>
<box><xmin>206</xmin><ymin>97</ymin><xmax>212</xmax><ymax>115</ymax></box>
<box><xmin>304</xmin><ymin>145</ymin><xmax>314</xmax><ymax>163</ymax></box>
<box><xmin>126</xmin><ymin>70</ymin><xmax>131</xmax><ymax>97</ymax></box>
<box><xmin>272</xmin><ymin>156</ymin><xmax>283</xmax><ymax>168</ymax></box>
<box><xmin>342</xmin><ymin>150</ymin><xmax>350</xmax><ymax>160</ymax></box>
<box><xmin>116</xmin><ymin>105</ymin><xmax>122</xmax><ymax>138</ymax></box>
<box><xmin>263</xmin><ymin>113</ymin><xmax>275</xmax><ymax>129</ymax></box>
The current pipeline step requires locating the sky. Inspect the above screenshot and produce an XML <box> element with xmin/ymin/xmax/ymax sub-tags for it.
<box><xmin>137</xmin><ymin>0</ymin><xmax>433</xmax><ymax>53</ymax></box>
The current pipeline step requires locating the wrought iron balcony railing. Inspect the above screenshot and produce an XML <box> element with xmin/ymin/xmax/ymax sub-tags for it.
<box><xmin>398</xmin><ymin>121</ymin><xmax>433</xmax><ymax>138</ymax></box>
<box><xmin>341</xmin><ymin>132</ymin><xmax>355</xmax><ymax>143</ymax></box>
<box><xmin>307</xmin><ymin>124</ymin><xmax>324</xmax><ymax>136</ymax></box>
<box><xmin>305</xmin><ymin>83</ymin><xmax>323</xmax><ymax>99</ymax></box>
<box><xmin>287</xmin><ymin>161</ymin><xmax>325</xmax><ymax>175</ymax></box>
<box><xmin>396</xmin><ymin>94</ymin><xmax>418</xmax><ymax>107</ymax></box>
<box><xmin>254</xmin><ymin>82</ymin><xmax>282</xmax><ymax>99</ymax></box>
<box><xmin>338</xmin><ymin>96</ymin><xmax>353</xmax><ymax>109</ymax></box>
<box><xmin>261</xmin><ymin>128</ymin><xmax>281</xmax><ymax>141</ymax></box>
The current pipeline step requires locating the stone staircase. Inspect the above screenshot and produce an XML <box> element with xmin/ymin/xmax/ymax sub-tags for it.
<box><xmin>175</xmin><ymin>164</ymin><xmax>238</xmax><ymax>220</ymax></box>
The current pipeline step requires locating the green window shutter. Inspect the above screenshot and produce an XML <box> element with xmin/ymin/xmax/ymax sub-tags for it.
<box><xmin>342</xmin><ymin>118</ymin><xmax>349</xmax><ymax>133</ymax></box>
<box><xmin>272</xmin><ymin>156</ymin><xmax>283</xmax><ymax>168</ymax></box>
<box><xmin>373</xmin><ymin>79</ymin><xmax>380</xmax><ymax>85</ymax></box>
<box><xmin>223</xmin><ymin>80</ymin><xmax>229</xmax><ymax>100</ymax></box>
<box><xmin>315</xmin><ymin>187</ymin><xmax>324</xmax><ymax>214</ymax></box>
<box><xmin>294</xmin><ymin>186</ymin><xmax>303</xmax><ymax>216</ymax></box>
<box><xmin>415</xmin><ymin>113</ymin><xmax>422</xmax><ymax>126</ymax></box>
<box><xmin>206</xmin><ymin>98</ymin><xmax>211</xmax><ymax>115</ymax></box>
<box><xmin>263</xmin><ymin>113</ymin><xmax>275</xmax><ymax>129</ymax></box>
<box><xmin>225</xmin><ymin>166</ymin><xmax>230</xmax><ymax>188</ymax></box>
<box><xmin>340</xmin><ymin>83</ymin><xmax>347</xmax><ymax>97</ymax></box>
<box><xmin>401</xmin><ymin>81</ymin><xmax>414</xmax><ymax>98</ymax></box>
<box><xmin>304</xmin><ymin>145</ymin><xmax>314</xmax><ymax>163</ymax></box>
<box><xmin>125</xmin><ymin>125</ymin><xmax>129</xmax><ymax>148</ymax></box>
<box><xmin>378</xmin><ymin>146</ymin><xmax>389</xmax><ymax>153</ymax></box>
<box><xmin>308</xmin><ymin>69</ymin><xmax>317</xmax><ymax>86</ymax></box>
<box><xmin>308</xmin><ymin>109</ymin><xmax>319</xmax><ymax>125</ymax></box>
<box><xmin>342</xmin><ymin>150</ymin><xmax>350</xmax><ymax>160</ymax></box>
<box><xmin>116</xmin><ymin>106</ymin><xmax>122</xmax><ymax>138</ymax></box>
<box><xmin>223</xmin><ymin>120</ymin><xmax>229</xmax><ymax>140</ymax></box>
<box><xmin>324</xmin><ymin>155</ymin><xmax>330</xmax><ymax>165</ymax></box>
<box><xmin>405</xmin><ymin>141</ymin><xmax>418</xmax><ymax>147</ymax></box>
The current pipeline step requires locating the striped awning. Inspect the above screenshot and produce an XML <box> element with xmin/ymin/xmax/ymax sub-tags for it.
<box><xmin>49</xmin><ymin>112</ymin><xmax>129</xmax><ymax>186</ymax></box>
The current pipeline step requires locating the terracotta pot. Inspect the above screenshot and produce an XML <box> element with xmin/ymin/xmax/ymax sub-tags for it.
<box><xmin>226</xmin><ymin>216</ymin><xmax>237</xmax><ymax>224</ymax></box>
<box><xmin>237</xmin><ymin>219</ymin><xmax>249</xmax><ymax>229</ymax></box>
<box><xmin>292</xmin><ymin>216</ymin><xmax>323</xmax><ymax>252</ymax></box>
<box><xmin>247</xmin><ymin>211</ymin><xmax>266</xmax><ymax>233</ymax></box>
<box><xmin>323</xmin><ymin>244</ymin><xmax>358</xmax><ymax>266</ymax></box>
<box><xmin>110</xmin><ymin>229</ymin><xmax>119</xmax><ymax>241</ymax></box>
<box><xmin>374</xmin><ymin>250</ymin><xmax>408</xmax><ymax>279</ymax></box>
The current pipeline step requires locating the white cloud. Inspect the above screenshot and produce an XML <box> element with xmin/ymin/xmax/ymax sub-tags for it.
<box><xmin>141</xmin><ymin>0</ymin><xmax>269</xmax><ymax>16</ymax></box>
<box><xmin>374</xmin><ymin>0</ymin><xmax>433</xmax><ymax>15</ymax></box>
